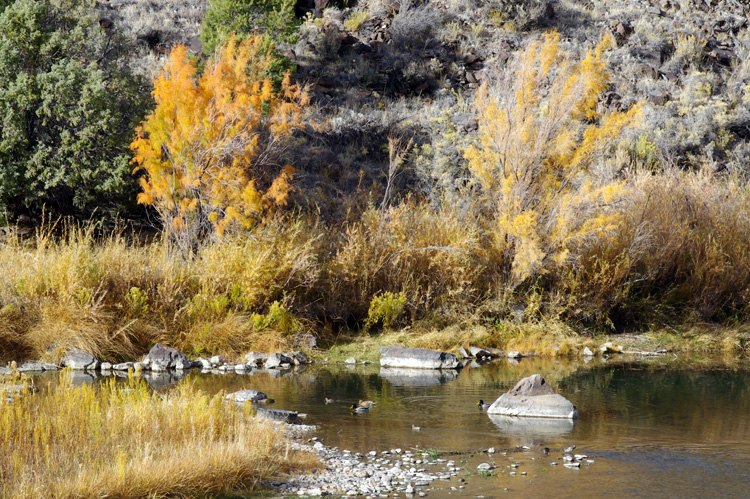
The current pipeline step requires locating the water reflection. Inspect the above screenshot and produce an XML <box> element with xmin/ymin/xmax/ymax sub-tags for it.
<box><xmin>379</xmin><ymin>367</ymin><xmax>460</xmax><ymax>387</ymax></box>
<box><xmin>487</xmin><ymin>414</ymin><xmax>576</xmax><ymax>441</ymax></box>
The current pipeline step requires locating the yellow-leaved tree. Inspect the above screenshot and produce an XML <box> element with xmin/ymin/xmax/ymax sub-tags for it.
<box><xmin>131</xmin><ymin>35</ymin><xmax>308</xmax><ymax>253</ymax></box>
<box><xmin>465</xmin><ymin>31</ymin><xmax>641</xmax><ymax>286</ymax></box>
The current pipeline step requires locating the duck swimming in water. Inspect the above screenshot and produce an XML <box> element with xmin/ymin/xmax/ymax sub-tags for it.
<box><xmin>477</xmin><ymin>400</ymin><xmax>491</xmax><ymax>409</ymax></box>
<box><xmin>358</xmin><ymin>399</ymin><xmax>376</xmax><ymax>407</ymax></box>
<box><xmin>350</xmin><ymin>404</ymin><xmax>370</xmax><ymax>413</ymax></box>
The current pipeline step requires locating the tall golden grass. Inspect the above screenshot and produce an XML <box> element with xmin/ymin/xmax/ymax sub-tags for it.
<box><xmin>0</xmin><ymin>370</ymin><xmax>317</xmax><ymax>498</ymax></box>
<box><xmin>2</xmin><ymin>166</ymin><xmax>750</xmax><ymax>362</ymax></box>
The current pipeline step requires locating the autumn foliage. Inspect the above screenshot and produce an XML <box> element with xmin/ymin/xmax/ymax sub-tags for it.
<box><xmin>465</xmin><ymin>31</ymin><xmax>641</xmax><ymax>285</ymax></box>
<box><xmin>131</xmin><ymin>35</ymin><xmax>308</xmax><ymax>250</ymax></box>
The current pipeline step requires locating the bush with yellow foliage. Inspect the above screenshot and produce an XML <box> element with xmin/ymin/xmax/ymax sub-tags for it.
<box><xmin>131</xmin><ymin>35</ymin><xmax>308</xmax><ymax>254</ymax></box>
<box><xmin>465</xmin><ymin>31</ymin><xmax>640</xmax><ymax>287</ymax></box>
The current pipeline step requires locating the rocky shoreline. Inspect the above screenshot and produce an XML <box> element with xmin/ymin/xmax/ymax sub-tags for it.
<box><xmin>270</xmin><ymin>425</ymin><xmax>593</xmax><ymax>498</ymax></box>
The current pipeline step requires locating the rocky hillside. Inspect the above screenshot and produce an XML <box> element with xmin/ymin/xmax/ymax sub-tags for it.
<box><xmin>96</xmin><ymin>0</ymin><xmax>749</xmax><ymax>215</ymax></box>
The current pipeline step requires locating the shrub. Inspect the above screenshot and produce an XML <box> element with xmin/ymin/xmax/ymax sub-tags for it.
<box><xmin>201</xmin><ymin>0</ymin><xmax>300</xmax><ymax>55</ymax></box>
<box><xmin>327</xmin><ymin>201</ymin><xmax>485</xmax><ymax>325</ymax></box>
<box><xmin>0</xmin><ymin>0</ymin><xmax>149</xmax><ymax>219</ymax></box>
<box><xmin>131</xmin><ymin>36</ymin><xmax>308</xmax><ymax>253</ymax></box>
<box><xmin>465</xmin><ymin>31</ymin><xmax>640</xmax><ymax>286</ymax></box>
<box><xmin>366</xmin><ymin>291</ymin><xmax>407</xmax><ymax>330</ymax></box>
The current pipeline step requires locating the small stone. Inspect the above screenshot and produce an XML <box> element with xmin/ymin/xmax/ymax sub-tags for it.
<box><xmin>509</xmin><ymin>471</ymin><xmax>516</xmax><ymax>476</ymax></box>
<box><xmin>583</xmin><ymin>346</ymin><xmax>594</xmax><ymax>357</ymax></box>
<box><xmin>477</xmin><ymin>463</ymin><xmax>491</xmax><ymax>471</ymax></box>
<box><xmin>209</xmin><ymin>355</ymin><xmax>225</xmax><ymax>366</ymax></box>
<box><xmin>345</xmin><ymin>357</ymin><xmax>357</xmax><ymax>364</ymax></box>
<box><xmin>100</xmin><ymin>362</ymin><xmax>112</xmax><ymax>370</ymax></box>
<box><xmin>487</xmin><ymin>447</ymin><xmax>495</xmax><ymax>454</ymax></box>
<box><xmin>507</xmin><ymin>351</ymin><xmax>522</xmax><ymax>359</ymax></box>
<box><xmin>405</xmin><ymin>484</ymin><xmax>414</xmax><ymax>494</ymax></box>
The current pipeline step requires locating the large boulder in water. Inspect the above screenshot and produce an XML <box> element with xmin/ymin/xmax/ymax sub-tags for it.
<box><xmin>379</xmin><ymin>346</ymin><xmax>460</xmax><ymax>369</ymax></box>
<box><xmin>487</xmin><ymin>374</ymin><xmax>578</xmax><ymax>419</ymax></box>
<box><xmin>144</xmin><ymin>343</ymin><xmax>189</xmax><ymax>370</ymax></box>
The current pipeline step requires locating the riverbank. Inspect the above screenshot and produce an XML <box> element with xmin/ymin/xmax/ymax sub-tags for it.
<box><xmin>2</xmin><ymin>198</ymin><xmax>750</xmax><ymax>367</ymax></box>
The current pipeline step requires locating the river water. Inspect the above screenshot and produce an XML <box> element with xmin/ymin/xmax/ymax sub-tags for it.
<box><xmin>51</xmin><ymin>354</ymin><xmax>750</xmax><ymax>497</ymax></box>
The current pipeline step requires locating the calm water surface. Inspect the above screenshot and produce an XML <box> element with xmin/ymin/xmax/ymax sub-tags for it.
<box><xmin>49</xmin><ymin>355</ymin><xmax>750</xmax><ymax>497</ymax></box>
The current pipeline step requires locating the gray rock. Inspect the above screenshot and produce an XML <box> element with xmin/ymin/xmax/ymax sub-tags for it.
<box><xmin>63</xmin><ymin>348</ymin><xmax>99</xmax><ymax>370</ymax></box>
<box><xmin>582</xmin><ymin>346</ymin><xmax>594</xmax><ymax>357</ymax></box>
<box><xmin>100</xmin><ymin>362</ymin><xmax>112</xmax><ymax>370</ymax></box>
<box><xmin>379</xmin><ymin>346</ymin><xmax>460</xmax><ymax>369</ymax></box>
<box><xmin>144</xmin><ymin>343</ymin><xmax>189</xmax><ymax>369</ymax></box>
<box><xmin>487</xmin><ymin>374</ymin><xmax>578</xmax><ymax>419</ymax></box>
<box><xmin>17</xmin><ymin>362</ymin><xmax>47</xmax><ymax>372</ymax></box>
<box><xmin>234</xmin><ymin>363</ymin><xmax>249</xmax><ymax>373</ymax></box>
<box><xmin>225</xmin><ymin>389</ymin><xmax>268</xmax><ymax>403</ymax></box>
<box><xmin>345</xmin><ymin>357</ymin><xmax>357</xmax><ymax>364</ymax></box>
<box><xmin>245</xmin><ymin>351</ymin><xmax>269</xmax><ymax>366</ymax></box>
<box><xmin>507</xmin><ymin>351</ymin><xmax>522</xmax><ymax>359</ymax></box>
<box><xmin>265</xmin><ymin>353</ymin><xmax>292</xmax><ymax>369</ymax></box>
<box><xmin>255</xmin><ymin>407</ymin><xmax>302</xmax><ymax>424</ymax></box>
<box><xmin>196</xmin><ymin>357</ymin><xmax>212</xmax><ymax>369</ymax></box>
<box><xmin>150</xmin><ymin>361</ymin><xmax>168</xmax><ymax>372</ymax></box>
<box><xmin>174</xmin><ymin>359</ymin><xmax>191</xmax><ymax>370</ymax></box>
<box><xmin>210</xmin><ymin>355</ymin><xmax>226</xmax><ymax>366</ymax></box>
<box><xmin>292</xmin><ymin>351</ymin><xmax>309</xmax><ymax>365</ymax></box>
<box><xmin>469</xmin><ymin>346</ymin><xmax>493</xmax><ymax>359</ymax></box>
<box><xmin>112</xmin><ymin>362</ymin><xmax>134</xmax><ymax>371</ymax></box>
<box><xmin>477</xmin><ymin>463</ymin><xmax>491</xmax><ymax>471</ymax></box>
<box><xmin>457</xmin><ymin>346</ymin><xmax>470</xmax><ymax>359</ymax></box>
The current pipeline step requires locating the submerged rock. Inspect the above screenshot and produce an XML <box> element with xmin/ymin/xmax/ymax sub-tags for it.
<box><xmin>379</xmin><ymin>346</ymin><xmax>460</xmax><ymax>369</ymax></box>
<box><xmin>487</xmin><ymin>374</ymin><xmax>578</xmax><ymax>419</ymax></box>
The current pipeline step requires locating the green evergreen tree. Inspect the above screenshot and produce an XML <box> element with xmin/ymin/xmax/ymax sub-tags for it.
<box><xmin>201</xmin><ymin>0</ymin><xmax>299</xmax><ymax>55</ymax></box>
<box><xmin>0</xmin><ymin>0</ymin><xmax>149</xmax><ymax>219</ymax></box>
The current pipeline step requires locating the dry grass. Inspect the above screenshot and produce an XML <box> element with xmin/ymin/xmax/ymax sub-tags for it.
<box><xmin>0</xmin><ymin>370</ymin><xmax>317</xmax><ymax>498</ymax></box>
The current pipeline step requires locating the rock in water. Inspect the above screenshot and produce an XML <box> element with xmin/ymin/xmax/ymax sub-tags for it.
<box><xmin>224</xmin><ymin>389</ymin><xmax>269</xmax><ymax>403</ymax></box>
<box><xmin>379</xmin><ymin>346</ymin><xmax>460</xmax><ymax>369</ymax></box>
<box><xmin>486</xmin><ymin>374</ymin><xmax>578</xmax><ymax>419</ymax></box>
<box><xmin>144</xmin><ymin>343</ymin><xmax>189</xmax><ymax>369</ymax></box>
<box><xmin>63</xmin><ymin>348</ymin><xmax>99</xmax><ymax>370</ymax></box>
<box><xmin>265</xmin><ymin>353</ymin><xmax>292</xmax><ymax>369</ymax></box>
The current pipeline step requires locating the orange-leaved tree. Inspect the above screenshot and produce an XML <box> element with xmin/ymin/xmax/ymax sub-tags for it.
<box><xmin>131</xmin><ymin>35</ymin><xmax>308</xmax><ymax>253</ymax></box>
<box><xmin>465</xmin><ymin>31</ymin><xmax>641</xmax><ymax>286</ymax></box>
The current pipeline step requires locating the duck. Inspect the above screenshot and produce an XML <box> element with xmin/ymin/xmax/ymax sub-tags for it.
<box><xmin>350</xmin><ymin>404</ymin><xmax>370</xmax><ymax>413</ymax></box>
<box><xmin>358</xmin><ymin>399</ymin><xmax>376</xmax><ymax>408</ymax></box>
<box><xmin>254</xmin><ymin>398</ymin><xmax>275</xmax><ymax>404</ymax></box>
<box><xmin>477</xmin><ymin>400</ymin><xmax>491</xmax><ymax>409</ymax></box>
